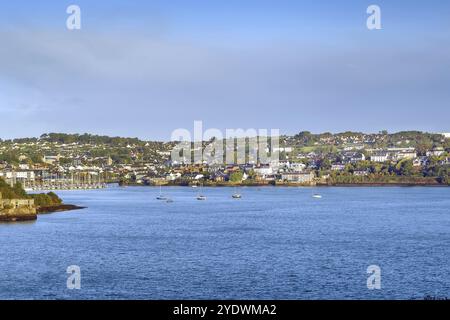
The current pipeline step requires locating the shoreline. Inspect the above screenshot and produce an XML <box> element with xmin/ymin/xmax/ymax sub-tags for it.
<box><xmin>0</xmin><ymin>204</ymin><xmax>86</xmax><ymax>223</ymax></box>
<box><xmin>0</xmin><ymin>214</ymin><xmax>37</xmax><ymax>222</ymax></box>
<box><xmin>120</xmin><ymin>182</ymin><xmax>449</xmax><ymax>188</ymax></box>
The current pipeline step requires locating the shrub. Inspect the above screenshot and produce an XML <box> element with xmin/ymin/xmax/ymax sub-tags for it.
<box><xmin>0</xmin><ymin>178</ymin><xmax>30</xmax><ymax>199</ymax></box>
<box><xmin>30</xmin><ymin>192</ymin><xmax>62</xmax><ymax>207</ymax></box>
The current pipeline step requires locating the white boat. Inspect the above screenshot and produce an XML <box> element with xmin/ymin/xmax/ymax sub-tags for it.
<box><xmin>232</xmin><ymin>187</ymin><xmax>242</xmax><ymax>199</ymax></box>
<box><xmin>196</xmin><ymin>184</ymin><xmax>206</xmax><ymax>200</ymax></box>
<box><xmin>156</xmin><ymin>185</ymin><xmax>167</xmax><ymax>200</ymax></box>
<box><xmin>312</xmin><ymin>194</ymin><xmax>322</xmax><ymax>199</ymax></box>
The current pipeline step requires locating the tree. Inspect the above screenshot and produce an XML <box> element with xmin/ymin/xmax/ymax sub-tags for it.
<box><xmin>317</xmin><ymin>158</ymin><xmax>331</xmax><ymax>170</ymax></box>
<box><xmin>230</xmin><ymin>170</ymin><xmax>244</xmax><ymax>183</ymax></box>
<box><xmin>396</xmin><ymin>159</ymin><xmax>414</xmax><ymax>176</ymax></box>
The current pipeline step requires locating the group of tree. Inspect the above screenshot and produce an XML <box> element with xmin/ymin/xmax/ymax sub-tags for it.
<box><xmin>0</xmin><ymin>178</ymin><xmax>63</xmax><ymax>205</ymax></box>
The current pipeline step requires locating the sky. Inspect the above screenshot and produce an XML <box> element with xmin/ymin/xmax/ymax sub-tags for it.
<box><xmin>0</xmin><ymin>0</ymin><xmax>449</xmax><ymax>140</ymax></box>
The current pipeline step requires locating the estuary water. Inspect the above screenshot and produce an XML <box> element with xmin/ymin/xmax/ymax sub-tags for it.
<box><xmin>0</xmin><ymin>186</ymin><xmax>449</xmax><ymax>300</ymax></box>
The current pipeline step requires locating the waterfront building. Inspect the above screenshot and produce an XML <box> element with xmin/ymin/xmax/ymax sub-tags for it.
<box><xmin>281</xmin><ymin>172</ymin><xmax>315</xmax><ymax>183</ymax></box>
<box><xmin>253</xmin><ymin>165</ymin><xmax>273</xmax><ymax>177</ymax></box>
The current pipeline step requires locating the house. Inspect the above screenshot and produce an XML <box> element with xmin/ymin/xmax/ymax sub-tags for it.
<box><xmin>253</xmin><ymin>165</ymin><xmax>273</xmax><ymax>177</ymax></box>
<box><xmin>166</xmin><ymin>173</ymin><xmax>182</xmax><ymax>181</ymax></box>
<box><xmin>392</xmin><ymin>151</ymin><xmax>417</xmax><ymax>161</ymax></box>
<box><xmin>241</xmin><ymin>164</ymin><xmax>255</xmax><ymax>173</ymax></box>
<box><xmin>225</xmin><ymin>165</ymin><xmax>240</xmax><ymax>173</ymax></box>
<box><xmin>353</xmin><ymin>170</ymin><xmax>369</xmax><ymax>176</ymax></box>
<box><xmin>281</xmin><ymin>172</ymin><xmax>315</xmax><ymax>183</ymax></box>
<box><xmin>426</xmin><ymin>147</ymin><xmax>445</xmax><ymax>157</ymax></box>
<box><xmin>272</xmin><ymin>147</ymin><xmax>293</xmax><ymax>153</ymax></box>
<box><xmin>211</xmin><ymin>172</ymin><xmax>229</xmax><ymax>182</ymax></box>
<box><xmin>331</xmin><ymin>164</ymin><xmax>346</xmax><ymax>171</ymax></box>
<box><xmin>290</xmin><ymin>162</ymin><xmax>306</xmax><ymax>172</ymax></box>
<box><xmin>275</xmin><ymin>160</ymin><xmax>290</xmax><ymax>169</ymax></box>
<box><xmin>413</xmin><ymin>157</ymin><xmax>429</xmax><ymax>167</ymax></box>
<box><xmin>0</xmin><ymin>171</ymin><xmax>35</xmax><ymax>184</ymax></box>
<box><xmin>42</xmin><ymin>154</ymin><xmax>61</xmax><ymax>165</ymax></box>
<box><xmin>343</xmin><ymin>144</ymin><xmax>365</xmax><ymax>151</ymax></box>
<box><xmin>256</xmin><ymin>174</ymin><xmax>276</xmax><ymax>182</ymax></box>
<box><xmin>438</xmin><ymin>157</ymin><xmax>450</xmax><ymax>165</ymax></box>
<box><xmin>343</xmin><ymin>152</ymin><xmax>365</xmax><ymax>163</ymax></box>
<box><xmin>308</xmin><ymin>161</ymin><xmax>318</xmax><ymax>169</ymax></box>
<box><xmin>15</xmin><ymin>171</ymin><xmax>35</xmax><ymax>182</ymax></box>
<box><xmin>371</xmin><ymin>152</ymin><xmax>389</xmax><ymax>163</ymax></box>
<box><xmin>19</xmin><ymin>164</ymin><xmax>30</xmax><ymax>170</ymax></box>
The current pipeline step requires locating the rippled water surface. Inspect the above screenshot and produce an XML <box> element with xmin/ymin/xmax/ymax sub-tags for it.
<box><xmin>0</xmin><ymin>186</ymin><xmax>449</xmax><ymax>299</ymax></box>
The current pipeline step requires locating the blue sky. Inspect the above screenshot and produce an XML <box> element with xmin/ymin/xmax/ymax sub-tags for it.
<box><xmin>0</xmin><ymin>0</ymin><xmax>449</xmax><ymax>140</ymax></box>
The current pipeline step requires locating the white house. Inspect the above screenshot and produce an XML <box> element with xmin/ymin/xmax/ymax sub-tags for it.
<box><xmin>281</xmin><ymin>172</ymin><xmax>315</xmax><ymax>183</ymax></box>
<box><xmin>290</xmin><ymin>162</ymin><xmax>306</xmax><ymax>172</ymax></box>
<box><xmin>353</xmin><ymin>170</ymin><xmax>369</xmax><ymax>176</ymax></box>
<box><xmin>0</xmin><ymin>171</ymin><xmax>35</xmax><ymax>183</ymax></box>
<box><xmin>343</xmin><ymin>152</ymin><xmax>365</xmax><ymax>163</ymax></box>
<box><xmin>331</xmin><ymin>164</ymin><xmax>346</xmax><ymax>171</ymax></box>
<box><xmin>371</xmin><ymin>152</ymin><xmax>389</xmax><ymax>163</ymax></box>
<box><xmin>254</xmin><ymin>165</ymin><xmax>273</xmax><ymax>177</ymax></box>
<box><xmin>393</xmin><ymin>151</ymin><xmax>417</xmax><ymax>161</ymax></box>
<box><xmin>426</xmin><ymin>147</ymin><xmax>445</xmax><ymax>157</ymax></box>
<box><xmin>272</xmin><ymin>147</ymin><xmax>293</xmax><ymax>153</ymax></box>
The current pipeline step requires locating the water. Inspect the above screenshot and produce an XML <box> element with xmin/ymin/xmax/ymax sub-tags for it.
<box><xmin>0</xmin><ymin>186</ymin><xmax>449</xmax><ymax>300</ymax></box>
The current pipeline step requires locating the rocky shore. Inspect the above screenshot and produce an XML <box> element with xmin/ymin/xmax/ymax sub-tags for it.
<box><xmin>0</xmin><ymin>204</ymin><xmax>85</xmax><ymax>222</ymax></box>
<box><xmin>0</xmin><ymin>207</ymin><xmax>37</xmax><ymax>222</ymax></box>
<box><xmin>37</xmin><ymin>204</ymin><xmax>86</xmax><ymax>214</ymax></box>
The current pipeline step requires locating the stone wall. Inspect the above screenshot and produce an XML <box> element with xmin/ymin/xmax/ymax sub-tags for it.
<box><xmin>1</xmin><ymin>198</ymin><xmax>35</xmax><ymax>209</ymax></box>
<box><xmin>0</xmin><ymin>192</ymin><xmax>37</xmax><ymax>222</ymax></box>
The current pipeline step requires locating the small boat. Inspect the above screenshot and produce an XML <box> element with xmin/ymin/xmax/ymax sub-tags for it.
<box><xmin>196</xmin><ymin>184</ymin><xmax>206</xmax><ymax>200</ymax></box>
<box><xmin>191</xmin><ymin>185</ymin><xmax>198</xmax><ymax>188</ymax></box>
<box><xmin>232</xmin><ymin>187</ymin><xmax>242</xmax><ymax>199</ymax></box>
<box><xmin>312</xmin><ymin>194</ymin><xmax>322</xmax><ymax>199</ymax></box>
<box><xmin>156</xmin><ymin>185</ymin><xmax>167</xmax><ymax>200</ymax></box>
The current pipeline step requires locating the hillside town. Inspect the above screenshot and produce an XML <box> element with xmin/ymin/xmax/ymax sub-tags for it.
<box><xmin>0</xmin><ymin>131</ymin><xmax>449</xmax><ymax>189</ymax></box>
